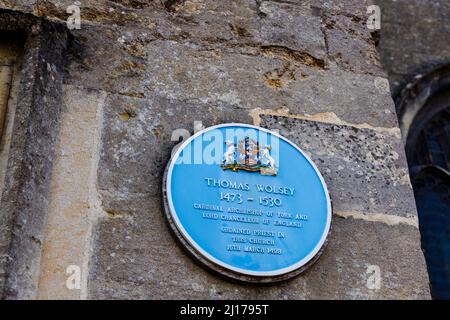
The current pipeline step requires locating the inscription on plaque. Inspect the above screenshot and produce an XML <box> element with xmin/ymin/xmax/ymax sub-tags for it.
<box><xmin>163</xmin><ymin>124</ymin><xmax>331</xmax><ymax>281</ymax></box>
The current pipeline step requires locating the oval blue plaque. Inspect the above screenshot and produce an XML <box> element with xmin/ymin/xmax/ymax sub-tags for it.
<box><xmin>164</xmin><ymin>124</ymin><xmax>331</xmax><ymax>282</ymax></box>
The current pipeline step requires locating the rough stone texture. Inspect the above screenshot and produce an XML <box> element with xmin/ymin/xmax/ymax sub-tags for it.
<box><xmin>0</xmin><ymin>33</ymin><xmax>20</xmax><ymax>298</ymax></box>
<box><xmin>324</xmin><ymin>12</ymin><xmax>383</xmax><ymax>77</ymax></box>
<box><xmin>0</xmin><ymin>1</ymin><xmax>432</xmax><ymax>299</ymax></box>
<box><xmin>89</xmin><ymin>111</ymin><xmax>429</xmax><ymax>299</ymax></box>
<box><xmin>0</xmin><ymin>0</ymin><xmax>36</xmax><ymax>13</ymax></box>
<box><xmin>0</xmin><ymin>67</ymin><xmax>12</xmax><ymax>135</ymax></box>
<box><xmin>377</xmin><ymin>0</ymin><xmax>450</xmax><ymax>97</ymax></box>
<box><xmin>375</xmin><ymin>0</ymin><xmax>450</xmax><ymax>300</ymax></box>
<box><xmin>37</xmin><ymin>85</ymin><xmax>105</xmax><ymax>300</ymax></box>
<box><xmin>260</xmin><ymin>115</ymin><xmax>415</xmax><ymax>218</ymax></box>
<box><xmin>0</xmin><ymin>33</ymin><xmax>25</xmax><ymax>198</ymax></box>
<box><xmin>89</xmin><ymin>207</ymin><xmax>429</xmax><ymax>299</ymax></box>
<box><xmin>97</xmin><ymin>92</ymin><xmax>253</xmax><ymax>205</ymax></box>
<box><xmin>0</xmin><ymin>11</ymin><xmax>68</xmax><ymax>299</ymax></box>
<box><xmin>84</xmin><ymin>1</ymin><xmax>427</xmax><ymax>299</ymax></box>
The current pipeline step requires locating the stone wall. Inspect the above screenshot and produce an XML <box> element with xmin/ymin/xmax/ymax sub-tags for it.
<box><xmin>0</xmin><ymin>30</ymin><xmax>22</xmax><ymax>298</ymax></box>
<box><xmin>376</xmin><ymin>0</ymin><xmax>450</xmax><ymax>299</ymax></box>
<box><xmin>377</xmin><ymin>0</ymin><xmax>450</xmax><ymax>97</ymax></box>
<box><xmin>0</xmin><ymin>1</ymin><xmax>431</xmax><ymax>299</ymax></box>
<box><xmin>0</xmin><ymin>10</ymin><xmax>68</xmax><ymax>299</ymax></box>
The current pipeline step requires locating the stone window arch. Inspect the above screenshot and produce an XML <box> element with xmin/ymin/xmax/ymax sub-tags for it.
<box><xmin>0</xmin><ymin>10</ymin><xmax>69</xmax><ymax>299</ymax></box>
<box><xmin>396</xmin><ymin>64</ymin><xmax>450</xmax><ymax>299</ymax></box>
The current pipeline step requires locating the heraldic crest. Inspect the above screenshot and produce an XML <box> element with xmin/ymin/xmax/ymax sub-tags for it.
<box><xmin>221</xmin><ymin>136</ymin><xmax>278</xmax><ymax>176</ymax></box>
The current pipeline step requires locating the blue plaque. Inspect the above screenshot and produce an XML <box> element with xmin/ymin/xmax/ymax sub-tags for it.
<box><xmin>163</xmin><ymin>124</ymin><xmax>332</xmax><ymax>282</ymax></box>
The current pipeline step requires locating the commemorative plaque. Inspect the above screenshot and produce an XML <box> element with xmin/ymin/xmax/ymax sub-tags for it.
<box><xmin>163</xmin><ymin>124</ymin><xmax>332</xmax><ymax>283</ymax></box>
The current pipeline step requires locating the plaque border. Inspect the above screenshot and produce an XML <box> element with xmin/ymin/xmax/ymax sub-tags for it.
<box><xmin>162</xmin><ymin>123</ymin><xmax>332</xmax><ymax>283</ymax></box>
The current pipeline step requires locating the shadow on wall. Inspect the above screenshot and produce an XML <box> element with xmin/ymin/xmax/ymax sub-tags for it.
<box><xmin>377</xmin><ymin>0</ymin><xmax>450</xmax><ymax>297</ymax></box>
<box><xmin>395</xmin><ymin>65</ymin><xmax>450</xmax><ymax>299</ymax></box>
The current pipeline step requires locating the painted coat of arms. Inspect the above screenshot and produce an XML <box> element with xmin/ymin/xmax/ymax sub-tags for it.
<box><xmin>221</xmin><ymin>137</ymin><xmax>278</xmax><ymax>176</ymax></box>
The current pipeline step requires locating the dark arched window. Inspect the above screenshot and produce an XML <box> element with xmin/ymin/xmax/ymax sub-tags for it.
<box><xmin>397</xmin><ymin>65</ymin><xmax>450</xmax><ymax>299</ymax></box>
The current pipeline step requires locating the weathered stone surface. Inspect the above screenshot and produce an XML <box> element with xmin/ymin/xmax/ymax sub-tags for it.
<box><xmin>260</xmin><ymin>115</ymin><xmax>416</xmax><ymax>218</ymax></box>
<box><xmin>142</xmin><ymin>41</ymin><xmax>396</xmax><ymax>127</ymax></box>
<box><xmin>89</xmin><ymin>201</ymin><xmax>430</xmax><ymax>299</ymax></box>
<box><xmin>0</xmin><ymin>0</ymin><xmax>36</xmax><ymax>12</ymax></box>
<box><xmin>0</xmin><ymin>12</ymin><xmax>68</xmax><ymax>299</ymax></box>
<box><xmin>257</xmin><ymin>1</ymin><xmax>326</xmax><ymax>58</ymax></box>
<box><xmin>80</xmin><ymin>0</ymin><xmax>428</xmax><ymax>299</ymax></box>
<box><xmin>375</xmin><ymin>1</ymin><xmax>450</xmax><ymax>299</ymax></box>
<box><xmin>377</xmin><ymin>0</ymin><xmax>450</xmax><ymax>96</ymax></box>
<box><xmin>0</xmin><ymin>39</ymin><xmax>18</xmax><ymax>300</ymax></box>
<box><xmin>0</xmin><ymin>0</ymin><xmax>433</xmax><ymax>299</ymax></box>
<box><xmin>324</xmin><ymin>12</ymin><xmax>383</xmax><ymax>76</ymax></box>
<box><xmin>37</xmin><ymin>85</ymin><xmax>105</xmax><ymax>300</ymax></box>
<box><xmin>67</xmin><ymin>31</ymin><xmax>397</xmax><ymax>127</ymax></box>
<box><xmin>60</xmin><ymin>3</ymin><xmax>397</xmax><ymax>128</ymax></box>
<box><xmin>97</xmin><ymin>92</ymin><xmax>253</xmax><ymax>208</ymax></box>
